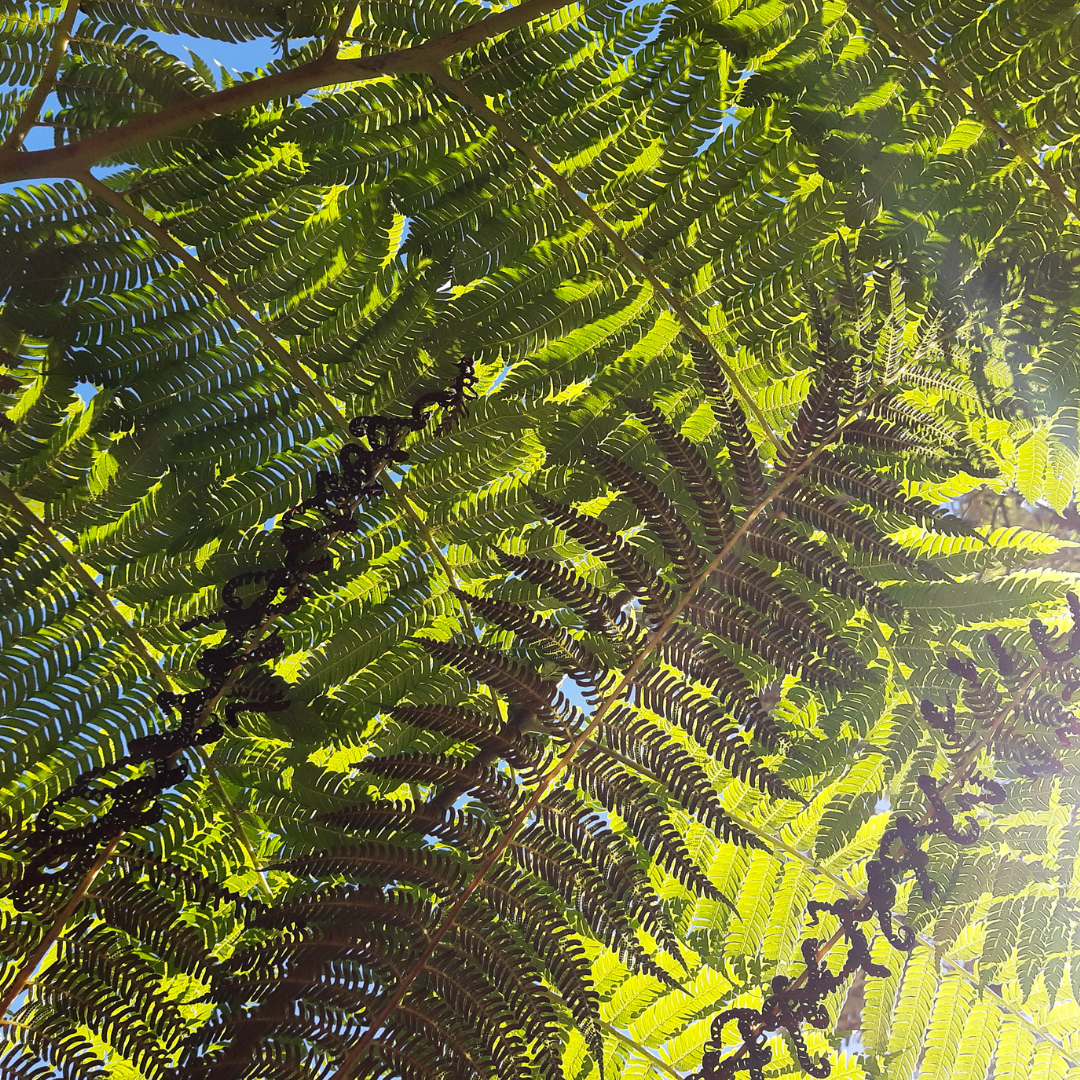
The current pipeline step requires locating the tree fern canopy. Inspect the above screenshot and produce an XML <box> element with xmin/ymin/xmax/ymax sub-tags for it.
<box><xmin>2</xmin><ymin>0</ymin><xmax>1080</xmax><ymax>1078</ymax></box>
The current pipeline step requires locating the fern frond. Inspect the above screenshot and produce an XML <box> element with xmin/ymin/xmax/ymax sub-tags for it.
<box><xmin>625</xmin><ymin>397</ymin><xmax>735</xmax><ymax>548</ymax></box>
<box><xmin>634</xmin><ymin>668</ymin><xmax>795</xmax><ymax>800</ymax></box>
<box><xmin>497</xmin><ymin>550</ymin><xmax>628</xmax><ymax>628</ymax></box>
<box><xmin>747</xmin><ymin>522</ymin><xmax>901</xmax><ymax>615</ymax></box>
<box><xmin>593</xmin><ymin>715</ymin><xmax>767</xmax><ymax>854</ymax></box>
<box><xmin>573</xmin><ymin>743</ymin><xmax>736</xmax><ymax>905</ymax></box>
<box><xmin>779</xmin><ymin>353</ymin><xmax>850</xmax><ymax>472</ymax></box>
<box><xmin>317</xmin><ymin>800</ymin><xmax>494</xmax><ymax>854</ymax></box>
<box><xmin>776</xmin><ymin>485</ymin><xmax>939</xmax><ymax>573</ymax></box>
<box><xmin>702</xmin><ymin>560</ymin><xmax>868</xmax><ymax>672</ymax></box>
<box><xmin>360</xmin><ymin>753</ymin><xmax>526</xmax><ymax>819</ymax></box>
<box><xmin>804</xmin><ymin>452</ymin><xmax>975</xmax><ymax>535</ymax></box>
<box><xmin>452</xmin><ymin>588</ymin><xmax>608</xmax><ymax>694</ymax></box>
<box><xmin>384</xmin><ymin>703</ymin><xmax>546</xmax><ymax>770</ymax></box>
<box><xmin>685</xmin><ymin>595</ymin><xmax>847</xmax><ymax>689</ymax></box>
<box><xmin>420</xmin><ymin>638</ymin><xmax>566</xmax><ymax>721</ymax></box>
<box><xmin>654</xmin><ymin>624</ymin><xmax>774</xmax><ymax>743</ymax></box>
<box><xmin>529</xmin><ymin>490</ymin><xmax>674</xmax><ymax>620</ymax></box>
<box><xmin>270</xmin><ymin>842</ymin><xmax>467</xmax><ymax>888</ymax></box>
<box><xmin>688</xmin><ymin>340</ymin><xmax>767</xmax><ymax>504</ymax></box>
<box><xmin>587</xmin><ymin>447</ymin><xmax>704</xmax><ymax>588</ymax></box>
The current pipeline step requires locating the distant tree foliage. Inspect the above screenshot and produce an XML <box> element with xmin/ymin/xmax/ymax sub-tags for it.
<box><xmin>1</xmin><ymin>2</ymin><xmax>1080</xmax><ymax>1080</ymax></box>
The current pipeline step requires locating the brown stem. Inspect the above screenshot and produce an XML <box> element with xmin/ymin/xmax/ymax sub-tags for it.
<box><xmin>0</xmin><ymin>834</ymin><xmax>121</xmax><ymax>1019</ymax></box>
<box><xmin>2</xmin><ymin>415</ymin><xmax>431</xmax><ymax>985</ymax></box>
<box><xmin>323</xmin><ymin>1</ymin><xmax>364</xmax><ymax>57</ymax></box>
<box><xmin>0</xmin><ymin>0</ymin><xmax>574</xmax><ymax>184</ymax></box>
<box><xmin>0</xmin><ymin>0</ymin><xmax>80</xmax><ymax>155</ymax></box>
<box><xmin>430</xmin><ymin>67</ymin><xmax>781</xmax><ymax>451</ymax></box>
<box><xmin>696</xmin><ymin>772</ymin><xmax>1079</xmax><ymax>1069</ymax></box>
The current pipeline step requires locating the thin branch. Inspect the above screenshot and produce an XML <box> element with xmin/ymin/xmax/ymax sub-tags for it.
<box><xmin>599</xmin><ymin>1018</ymin><xmax>688</xmax><ymax>1079</ymax></box>
<box><xmin>934</xmin><ymin>950</ymin><xmax>1079</xmax><ymax>1067</ymax></box>
<box><xmin>0</xmin><ymin>835</ymin><xmax>121</xmax><ymax>1019</ymax></box>
<box><xmin>846</xmin><ymin>0</ymin><xmax>1080</xmax><ymax>221</ymax></box>
<box><xmin>193</xmin><ymin>745</ymin><xmax>272</xmax><ymax>889</ymax></box>
<box><xmin>0</xmin><ymin>0</ymin><xmax>574</xmax><ymax>184</ymax></box>
<box><xmin>323</xmin><ymin>0</ymin><xmax>364</xmax><ymax>57</ymax></box>
<box><xmin>377</xmin><ymin>472</ymin><xmax>479</xmax><ymax>639</ymax></box>
<box><xmin>429</xmin><ymin>67</ymin><xmax>782</xmax><ymax>452</ymax></box>
<box><xmin>0</xmin><ymin>0</ymin><xmax>80</xmax><ymax>154</ymax></box>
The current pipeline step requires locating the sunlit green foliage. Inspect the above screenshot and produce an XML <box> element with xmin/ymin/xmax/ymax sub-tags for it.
<box><xmin>2</xmin><ymin>0</ymin><xmax>1080</xmax><ymax>1078</ymax></box>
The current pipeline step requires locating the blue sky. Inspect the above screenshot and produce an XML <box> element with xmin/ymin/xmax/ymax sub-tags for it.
<box><xmin>0</xmin><ymin>25</ymin><xmax>293</xmax><ymax>201</ymax></box>
<box><xmin>14</xmin><ymin>28</ymin><xmax>293</xmax><ymax>156</ymax></box>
